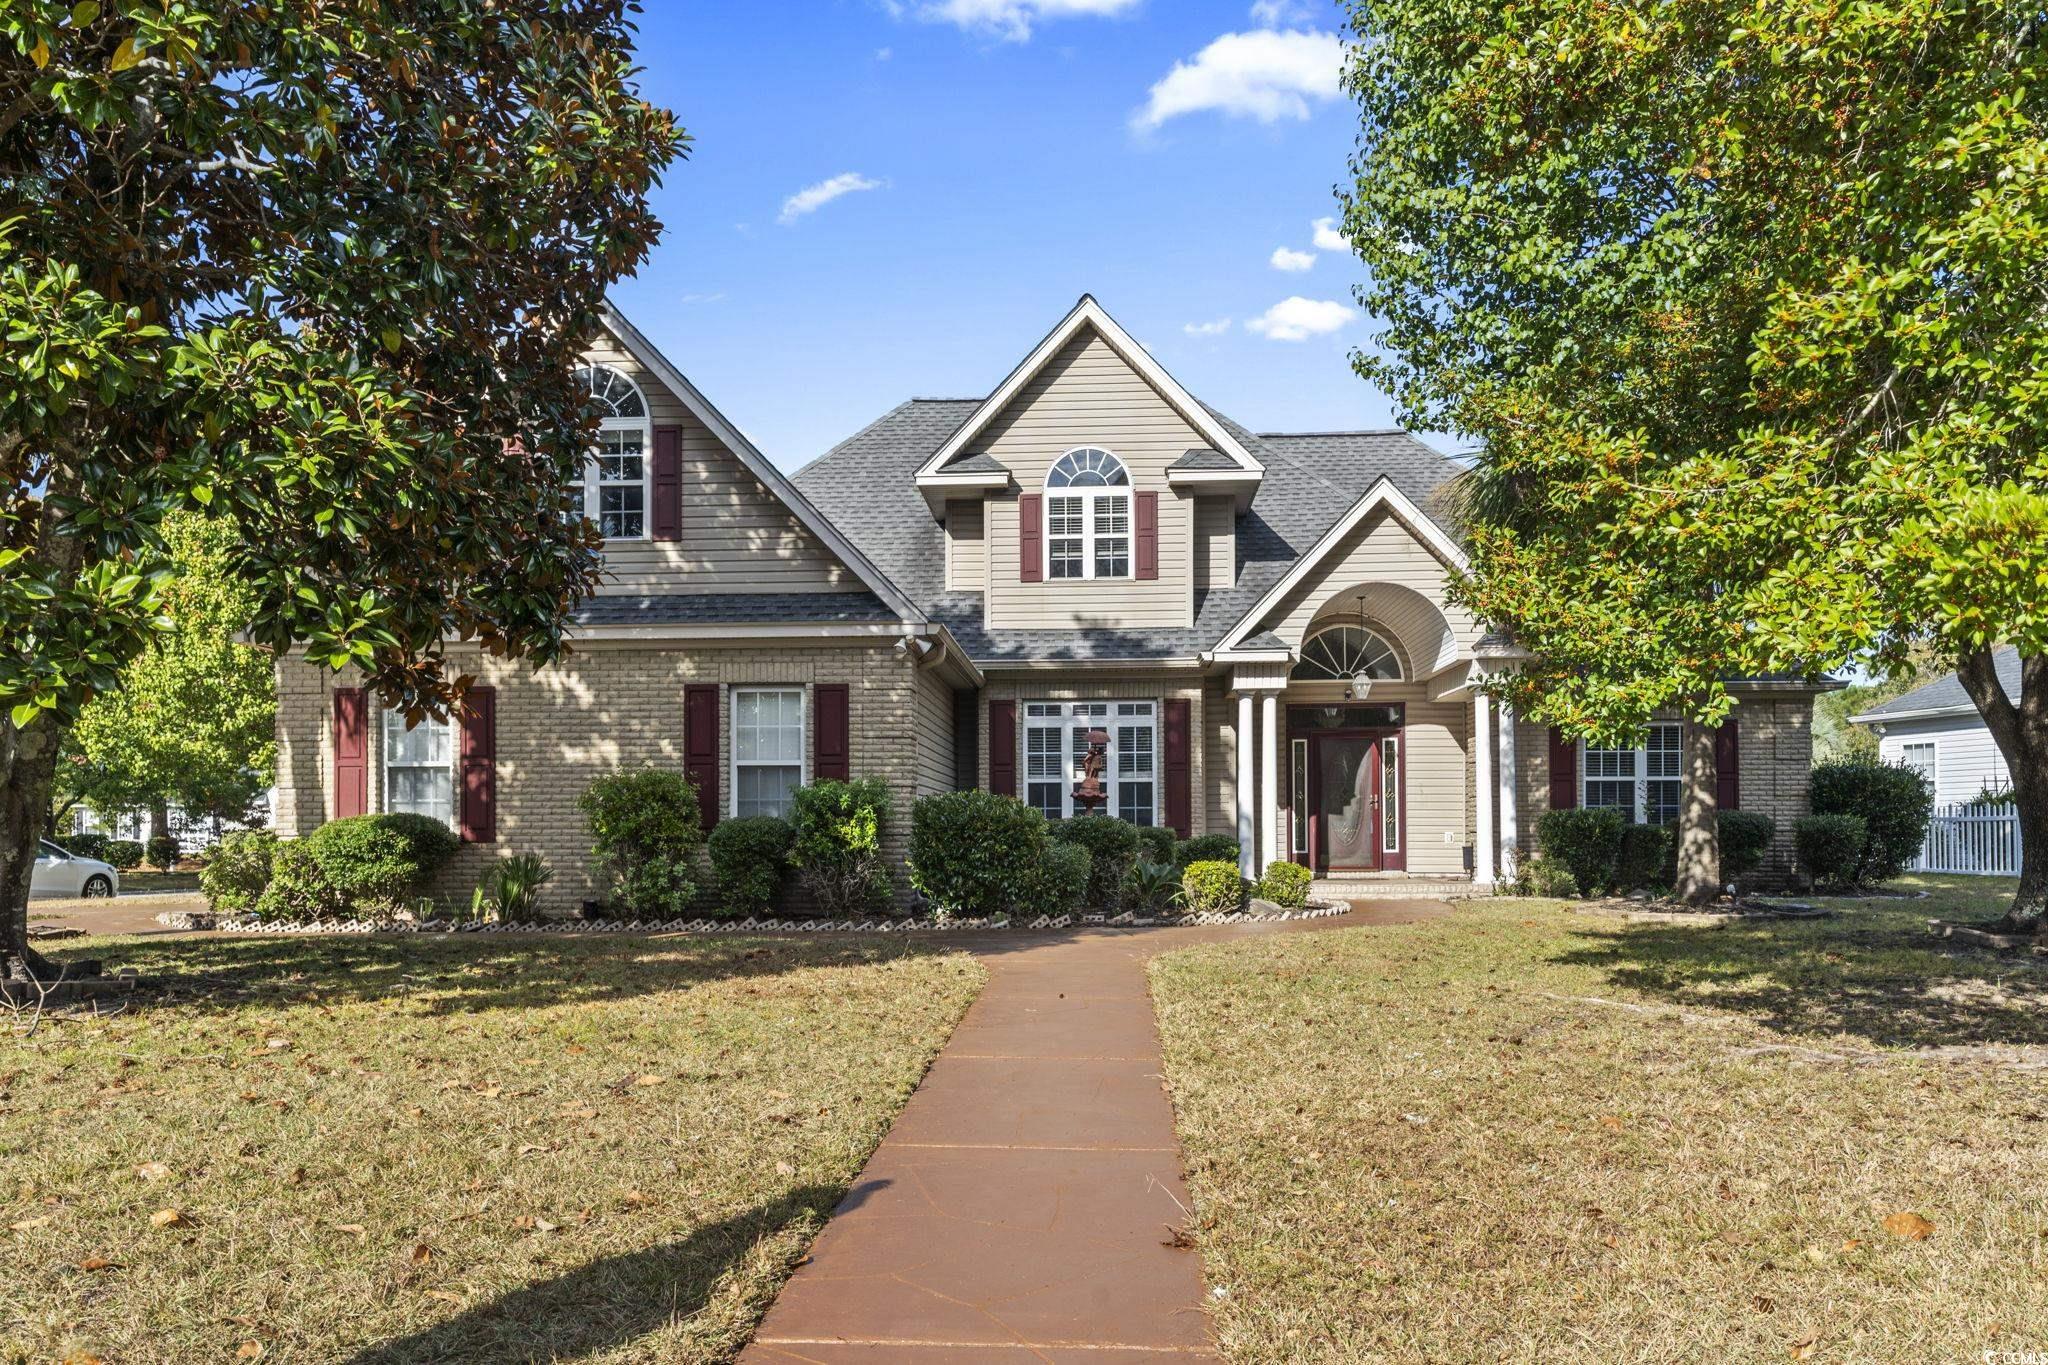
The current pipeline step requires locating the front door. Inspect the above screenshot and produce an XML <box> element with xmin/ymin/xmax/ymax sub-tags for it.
<box><xmin>1312</xmin><ymin>733</ymin><xmax>1381</xmax><ymax>873</ymax></box>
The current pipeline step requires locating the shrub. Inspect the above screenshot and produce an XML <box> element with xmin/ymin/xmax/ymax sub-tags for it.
<box><xmin>254</xmin><ymin>841</ymin><xmax>345</xmax><ymax>921</ymax></box>
<box><xmin>1795</xmin><ymin>814</ymin><xmax>1868</xmax><ymax>891</ymax></box>
<box><xmin>1716</xmin><ymin>810</ymin><xmax>1777</xmax><ymax>884</ymax></box>
<box><xmin>1255</xmin><ymin>860</ymin><xmax>1312</xmax><ymax>909</ymax></box>
<box><xmin>1809</xmin><ymin>760</ymin><xmax>1934</xmax><ymax>884</ymax></box>
<box><xmin>1181</xmin><ymin>860</ymin><xmax>1245</xmax><ymax>916</ymax></box>
<box><xmin>1537</xmin><ymin>807</ymin><xmax>1625</xmax><ymax>896</ymax></box>
<box><xmin>305</xmin><ymin>815</ymin><xmax>459</xmax><ymax>914</ymax></box>
<box><xmin>479</xmin><ymin>853</ymin><xmax>553</xmax><ymax>923</ymax></box>
<box><xmin>909</xmin><ymin>790</ymin><xmax>1048</xmax><ymax>919</ymax></box>
<box><xmin>1174</xmin><ymin>834</ymin><xmax>1242</xmax><ymax>871</ymax></box>
<box><xmin>579</xmin><ymin>768</ymin><xmax>703</xmax><ymax>918</ymax></box>
<box><xmin>789</xmin><ymin>779</ymin><xmax>892</xmax><ymax>917</ymax></box>
<box><xmin>63</xmin><ymin>831</ymin><xmax>109</xmax><ymax>862</ymax></box>
<box><xmin>1613</xmin><ymin>823</ymin><xmax>1672</xmax><ymax>894</ymax></box>
<box><xmin>1515</xmin><ymin>855</ymin><xmax>1578</xmax><ymax>898</ymax></box>
<box><xmin>1015</xmin><ymin>842</ymin><xmax>1090</xmax><ymax>918</ymax></box>
<box><xmin>102</xmin><ymin>839</ymin><xmax>144</xmax><ymax>870</ymax></box>
<box><xmin>1051</xmin><ymin>815</ymin><xmax>1142</xmax><ymax>910</ymax></box>
<box><xmin>708</xmin><ymin>816</ymin><xmax>794</xmax><ymax>917</ymax></box>
<box><xmin>146</xmin><ymin>833</ymin><xmax>181</xmax><ymax>872</ymax></box>
<box><xmin>1133</xmin><ymin>825</ymin><xmax>1176</xmax><ymax>867</ymax></box>
<box><xmin>201</xmin><ymin>830</ymin><xmax>278</xmax><ymax>914</ymax></box>
<box><xmin>1122</xmin><ymin>858</ymin><xmax>1181</xmax><ymax>915</ymax></box>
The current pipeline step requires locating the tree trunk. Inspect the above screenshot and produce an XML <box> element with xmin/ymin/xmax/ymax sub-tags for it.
<box><xmin>1959</xmin><ymin>648</ymin><xmax>2048</xmax><ymax>934</ymax></box>
<box><xmin>1672</xmin><ymin>718</ymin><xmax>1722</xmax><ymax>905</ymax></box>
<box><xmin>1</xmin><ymin>716</ymin><xmax>65</xmax><ymax>981</ymax></box>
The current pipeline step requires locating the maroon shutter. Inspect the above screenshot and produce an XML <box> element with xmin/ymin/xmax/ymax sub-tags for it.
<box><xmin>1715</xmin><ymin>718</ymin><xmax>1741</xmax><ymax>810</ymax></box>
<box><xmin>684</xmin><ymin>684</ymin><xmax>720</xmax><ymax>832</ymax></box>
<box><xmin>988</xmin><ymin>701</ymin><xmax>1017</xmax><ymax>796</ymax></box>
<box><xmin>1163</xmin><ymin>698</ymin><xmax>1192</xmax><ymax>837</ymax></box>
<box><xmin>1547</xmin><ymin>727</ymin><xmax>1577</xmax><ymax>811</ymax></box>
<box><xmin>1018</xmin><ymin>494</ymin><xmax>1043</xmax><ymax>583</ymax></box>
<box><xmin>652</xmin><ymin>425</ymin><xmax>682</xmax><ymax>541</ymax></box>
<box><xmin>332</xmin><ymin>689</ymin><xmax>367</xmax><ymax>819</ymax></box>
<box><xmin>815</xmin><ymin>683</ymin><xmax>851</xmax><ymax>781</ymax></box>
<box><xmin>459</xmin><ymin>686</ymin><xmax>497</xmax><ymax>844</ymax></box>
<box><xmin>1135</xmin><ymin>491</ymin><xmax>1159</xmax><ymax>581</ymax></box>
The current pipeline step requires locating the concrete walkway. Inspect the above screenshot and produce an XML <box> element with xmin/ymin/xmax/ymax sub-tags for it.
<box><xmin>742</xmin><ymin>902</ymin><xmax>1449</xmax><ymax>1364</ymax></box>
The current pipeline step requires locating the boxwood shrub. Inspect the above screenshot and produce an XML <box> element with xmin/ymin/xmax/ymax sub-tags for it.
<box><xmin>62</xmin><ymin>831</ymin><xmax>109</xmax><ymax>862</ymax></box>
<box><xmin>1182</xmin><ymin>859</ymin><xmax>1245</xmax><ymax>916</ymax></box>
<box><xmin>708</xmin><ymin>815</ymin><xmax>795</xmax><ymax>917</ymax></box>
<box><xmin>200</xmin><ymin>830</ymin><xmax>278</xmax><ymax>914</ymax></box>
<box><xmin>1613</xmin><ymin>823</ymin><xmax>1672</xmax><ymax>894</ymax></box>
<box><xmin>146</xmin><ymin>833</ymin><xmax>181</xmax><ymax>872</ymax></box>
<box><xmin>1173</xmin><ymin>834</ymin><xmax>1241</xmax><ymax>871</ymax></box>
<box><xmin>579</xmin><ymin>768</ymin><xmax>703</xmax><ymax>918</ymax></box>
<box><xmin>254</xmin><ymin>840</ymin><xmax>346</xmax><ymax>921</ymax></box>
<box><xmin>1716</xmin><ymin>810</ymin><xmax>1777</xmax><ymax>884</ymax></box>
<box><xmin>305</xmin><ymin>814</ymin><xmax>460</xmax><ymax>914</ymax></box>
<box><xmin>1050</xmin><ymin>815</ymin><xmax>1142</xmax><ymax>910</ymax></box>
<box><xmin>909</xmin><ymin>790</ymin><xmax>1049</xmax><ymax>919</ymax></box>
<box><xmin>790</xmin><ymin>779</ymin><xmax>893</xmax><ymax>917</ymax></box>
<box><xmin>1515</xmin><ymin>854</ymin><xmax>1578</xmax><ymax>898</ymax></box>
<box><xmin>1809</xmin><ymin>761</ymin><xmax>1933</xmax><ymax>884</ymax></box>
<box><xmin>1133</xmin><ymin>825</ymin><xmax>1176</xmax><ymax>868</ymax></box>
<box><xmin>1536</xmin><ymin>807</ymin><xmax>1625</xmax><ymax>897</ymax></box>
<box><xmin>1254</xmin><ymin>860</ymin><xmax>1312</xmax><ymax>909</ymax></box>
<box><xmin>1795</xmin><ymin>813</ymin><xmax>1868</xmax><ymax>891</ymax></box>
<box><xmin>1016</xmin><ymin>842</ymin><xmax>1090</xmax><ymax>918</ymax></box>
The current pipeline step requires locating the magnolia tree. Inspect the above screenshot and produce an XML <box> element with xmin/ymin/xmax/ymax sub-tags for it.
<box><xmin>1341</xmin><ymin>0</ymin><xmax>2047</xmax><ymax>919</ymax></box>
<box><xmin>0</xmin><ymin>1</ymin><xmax>686</xmax><ymax>978</ymax></box>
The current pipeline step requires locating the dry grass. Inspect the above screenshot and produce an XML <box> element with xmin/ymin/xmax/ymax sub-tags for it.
<box><xmin>1150</xmin><ymin>875</ymin><xmax>2048</xmax><ymax>1363</ymax></box>
<box><xmin>2</xmin><ymin>933</ymin><xmax>983</xmax><ymax>1364</ymax></box>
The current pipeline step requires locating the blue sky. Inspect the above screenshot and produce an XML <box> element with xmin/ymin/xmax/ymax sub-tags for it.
<box><xmin>614</xmin><ymin>0</ymin><xmax>1435</xmax><ymax>471</ymax></box>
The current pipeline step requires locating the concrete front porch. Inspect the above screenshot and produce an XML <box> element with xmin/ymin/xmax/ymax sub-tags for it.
<box><xmin>1311</xmin><ymin>873</ymin><xmax>1479</xmax><ymax>902</ymax></box>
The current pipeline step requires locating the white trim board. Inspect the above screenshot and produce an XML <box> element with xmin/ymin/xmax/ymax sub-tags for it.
<box><xmin>914</xmin><ymin>295</ymin><xmax>1264</xmax><ymax>481</ymax></box>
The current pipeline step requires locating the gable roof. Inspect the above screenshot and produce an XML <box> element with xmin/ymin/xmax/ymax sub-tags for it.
<box><xmin>915</xmin><ymin>296</ymin><xmax>1263</xmax><ymax>481</ymax></box>
<box><xmin>1851</xmin><ymin>648</ymin><xmax>2021</xmax><ymax>724</ymax></box>
<box><xmin>599</xmin><ymin>303</ymin><xmax>926</xmax><ymax>626</ymax></box>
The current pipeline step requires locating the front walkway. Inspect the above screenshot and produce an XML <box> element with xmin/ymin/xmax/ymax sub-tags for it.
<box><xmin>741</xmin><ymin>901</ymin><xmax>1450</xmax><ymax>1364</ymax></box>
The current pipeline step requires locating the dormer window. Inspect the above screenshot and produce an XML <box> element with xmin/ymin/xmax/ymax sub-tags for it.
<box><xmin>1045</xmin><ymin>447</ymin><xmax>1131</xmax><ymax>580</ymax></box>
<box><xmin>572</xmin><ymin>364</ymin><xmax>651</xmax><ymax>541</ymax></box>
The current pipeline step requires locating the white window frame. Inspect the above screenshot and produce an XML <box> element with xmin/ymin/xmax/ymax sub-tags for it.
<box><xmin>382</xmin><ymin>708</ymin><xmax>457</xmax><ymax>829</ymax></box>
<box><xmin>1043</xmin><ymin>447</ymin><xmax>1132</xmax><ymax>581</ymax></box>
<box><xmin>731</xmin><ymin>687</ymin><xmax>807</xmax><ymax>819</ymax></box>
<box><xmin>1581</xmin><ymin>722</ymin><xmax>1684</xmax><ymax>826</ymax></box>
<box><xmin>1899</xmin><ymin>741</ymin><xmax>1938</xmax><ymax>792</ymax></box>
<box><xmin>574</xmin><ymin>364</ymin><xmax>652</xmax><ymax>543</ymax></box>
<box><xmin>1022</xmin><ymin>700</ymin><xmax>1158</xmax><ymax>825</ymax></box>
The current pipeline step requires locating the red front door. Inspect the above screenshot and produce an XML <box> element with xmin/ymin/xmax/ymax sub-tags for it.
<box><xmin>1311</xmin><ymin>732</ymin><xmax>1382</xmax><ymax>873</ymax></box>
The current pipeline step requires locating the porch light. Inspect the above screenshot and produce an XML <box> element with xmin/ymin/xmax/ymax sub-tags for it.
<box><xmin>1347</xmin><ymin>671</ymin><xmax>1374</xmax><ymax>702</ymax></box>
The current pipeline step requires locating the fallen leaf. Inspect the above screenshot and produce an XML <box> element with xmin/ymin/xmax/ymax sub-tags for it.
<box><xmin>1803</xmin><ymin>1245</ymin><xmax>1828</xmax><ymax>1264</ymax></box>
<box><xmin>11</xmin><ymin>1215</ymin><xmax>52</xmax><ymax>1232</ymax></box>
<box><xmin>533</xmin><ymin>1217</ymin><xmax>558</xmax><ymax>1234</ymax></box>
<box><xmin>622</xmin><ymin>1190</ymin><xmax>651</xmax><ymax>1207</ymax></box>
<box><xmin>1598</xmin><ymin>1115</ymin><xmax>1625</xmax><ymax>1131</ymax></box>
<box><xmin>1882</xmin><ymin>1211</ymin><xmax>1935</xmax><ymax>1240</ymax></box>
<box><xmin>478</xmin><ymin>1086</ymin><xmax>502</xmax><ymax>1100</ymax></box>
<box><xmin>634</xmin><ymin>1074</ymin><xmax>665</xmax><ymax>1088</ymax></box>
<box><xmin>60</xmin><ymin>1353</ymin><xmax>105</xmax><ymax>1365</ymax></box>
<box><xmin>1789</xmin><ymin>1334</ymin><xmax>1820</xmax><ymax>1360</ymax></box>
<box><xmin>237</xmin><ymin>1343</ymin><xmax>264</xmax><ymax>1359</ymax></box>
<box><xmin>775</xmin><ymin>1160</ymin><xmax>795</xmax><ymax>1177</ymax></box>
<box><xmin>426</xmin><ymin>1289</ymin><xmax>464</xmax><ymax>1306</ymax></box>
<box><xmin>79</xmin><ymin>1257</ymin><xmax>119</xmax><ymax>1272</ymax></box>
<box><xmin>1840</xmin><ymin>1239</ymin><xmax>1863</xmax><ymax>1253</ymax></box>
<box><xmin>266</xmin><ymin>1038</ymin><xmax>291</xmax><ymax>1051</ymax></box>
<box><xmin>410</xmin><ymin>1243</ymin><xmax>432</xmax><ymax>1265</ymax></box>
<box><xmin>150</xmin><ymin>1208</ymin><xmax>189</xmax><ymax>1229</ymax></box>
<box><xmin>135</xmin><ymin>1161</ymin><xmax>172</xmax><ymax>1182</ymax></box>
<box><xmin>332</xmin><ymin>1223</ymin><xmax>367</xmax><ymax>1239</ymax></box>
<box><xmin>565</xmin><ymin>1045</ymin><xmax>587</xmax><ymax>1055</ymax></box>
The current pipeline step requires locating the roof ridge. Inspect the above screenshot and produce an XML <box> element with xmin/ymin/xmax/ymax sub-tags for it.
<box><xmin>795</xmin><ymin>398</ymin><xmax>929</xmax><ymax>481</ymax></box>
<box><xmin>1258</xmin><ymin>427</ymin><xmax>1412</xmax><ymax>438</ymax></box>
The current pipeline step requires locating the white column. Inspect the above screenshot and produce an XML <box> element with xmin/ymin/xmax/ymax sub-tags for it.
<box><xmin>1260</xmin><ymin>691</ymin><xmax>1281</xmax><ymax>875</ymax></box>
<box><xmin>1497</xmin><ymin>702</ymin><xmax>1519</xmax><ymax>883</ymax></box>
<box><xmin>1473</xmin><ymin>692</ymin><xmax>1496</xmax><ymax>888</ymax></box>
<box><xmin>1235</xmin><ymin>692</ymin><xmax>1255</xmax><ymax>878</ymax></box>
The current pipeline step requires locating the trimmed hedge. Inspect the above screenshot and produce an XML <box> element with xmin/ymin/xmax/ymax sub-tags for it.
<box><xmin>1613</xmin><ymin>823</ymin><xmax>1672</xmax><ymax>894</ymax></box>
<box><xmin>1536</xmin><ymin>807</ymin><xmax>1625</xmax><ymax>897</ymax></box>
<box><xmin>579</xmin><ymin>768</ymin><xmax>703</xmax><ymax>918</ymax></box>
<box><xmin>1716</xmin><ymin>810</ymin><xmax>1777</xmax><ymax>883</ymax></box>
<box><xmin>254</xmin><ymin>840</ymin><xmax>345</xmax><ymax>921</ymax></box>
<box><xmin>304</xmin><ymin>814</ymin><xmax>460</xmax><ymax>914</ymax></box>
<box><xmin>1174</xmin><ymin>834</ymin><xmax>1242</xmax><ymax>871</ymax></box>
<box><xmin>1050</xmin><ymin>815</ymin><xmax>1142</xmax><ymax>911</ymax></box>
<box><xmin>1182</xmin><ymin>860</ymin><xmax>1244</xmax><ymax>916</ymax></box>
<box><xmin>1016</xmin><ymin>843</ymin><xmax>1090</xmax><ymax>918</ymax></box>
<box><xmin>708</xmin><ymin>816</ymin><xmax>794</xmax><ymax>917</ymax></box>
<box><xmin>200</xmin><ymin>830</ymin><xmax>278</xmax><ymax>914</ymax></box>
<box><xmin>909</xmin><ymin>790</ymin><xmax>1049</xmax><ymax>919</ymax></box>
<box><xmin>1795</xmin><ymin>813</ymin><xmax>1868</xmax><ymax>891</ymax></box>
<box><xmin>790</xmin><ymin>779</ymin><xmax>893</xmax><ymax>917</ymax></box>
<box><xmin>1809</xmin><ymin>760</ymin><xmax>1933</xmax><ymax>884</ymax></box>
<box><xmin>61</xmin><ymin>831</ymin><xmax>110</xmax><ymax>862</ymax></box>
<box><xmin>102</xmin><ymin>839</ymin><xmax>144</xmax><ymax>871</ymax></box>
<box><xmin>1133</xmin><ymin>825</ymin><xmax>1177</xmax><ymax>867</ymax></box>
<box><xmin>1255</xmin><ymin>860</ymin><xmax>1312</xmax><ymax>909</ymax></box>
<box><xmin>1516</xmin><ymin>855</ymin><xmax>1578</xmax><ymax>898</ymax></box>
<box><xmin>146</xmin><ymin>833</ymin><xmax>181</xmax><ymax>872</ymax></box>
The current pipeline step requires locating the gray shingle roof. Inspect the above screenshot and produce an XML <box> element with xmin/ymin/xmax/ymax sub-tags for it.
<box><xmin>792</xmin><ymin>398</ymin><xmax>1468</xmax><ymax>666</ymax></box>
<box><xmin>1857</xmin><ymin>648</ymin><xmax>2020</xmax><ymax>720</ymax></box>
<box><xmin>1169</xmin><ymin>448</ymin><xmax>1240</xmax><ymax>472</ymax></box>
<box><xmin>572</xmin><ymin>591</ymin><xmax>895</xmax><ymax>628</ymax></box>
<box><xmin>945</xmin><ymin>451</ymin><xmax>1010</xmax><ymax>476</ymax></box>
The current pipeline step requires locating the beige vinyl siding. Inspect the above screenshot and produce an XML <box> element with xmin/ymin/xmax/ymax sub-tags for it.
<box><xmin>978</xmin><ymin>329</ymin><xmax>1197</xmax><ymax>630</ymax></box>
<box><xmin>1203</xmin><ymin>677</ymin><xmax>1236</xmax><ymax>841</ymax></box>
<box><xmin>912</xmin><ymin>667</ymin><xmax>958</xmax><ymax>797</ymax></box>
<box><xmin>1256</xmin><ymin>508</ymin><xmax>1479</xmax><ymax>667</ymax></box>
<box><xmin>580</xmin><ymin>331</ymin><xmax>862</xmax><ymax>597</ymax></box>
<box><xmin>944</xmin><ymin>499</ymin><xmax>986</xmax><ymax>591</ymax></box>
<box><xmin>1194</xmin><ymin>496</ymin><xmax>1235</xmax><ymax>590</ymax></box>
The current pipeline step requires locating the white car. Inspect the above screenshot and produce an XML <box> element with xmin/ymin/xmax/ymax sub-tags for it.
<box><xmin>31</xmin><ymin>840</ymin><xmax>120</xmax><ymax>899</ymax></box>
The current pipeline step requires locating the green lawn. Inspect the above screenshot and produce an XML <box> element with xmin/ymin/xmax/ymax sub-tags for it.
<box><xmin>2</xmin><ymin>934</ymin><xmax>984</xmax><ymax>1364</ymax></box>
<box><xmin>1151</xmin><ymin>875</ymin><xmax>2048</xmax><ymax>1363</ymax></box>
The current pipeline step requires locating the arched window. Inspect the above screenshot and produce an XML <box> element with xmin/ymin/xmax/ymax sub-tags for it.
<box><xmin>1043</xmin><ymin>447</ymin><xmax>1131</xmax><ymax>580</ymax></box>
<box><xmin>1292</xmin><ymin>625</ymin><xmax>1404</xmax><ymax>681</ymax></box>
<box><xmin>571</xmin><ymin>364</ymin><xmax>651</xmax><ymax>540</ymax></box>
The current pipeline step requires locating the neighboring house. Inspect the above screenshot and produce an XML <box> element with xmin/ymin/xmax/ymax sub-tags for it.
<box><xmin>272</xmin><ymin>295</ymin><xmax>1833</xmax><ymax>908</ymax></box>
<box><xmin>1850</xmin><ymin>649</ymin><xmax>2018</xmax><ymax>805</ymax></box>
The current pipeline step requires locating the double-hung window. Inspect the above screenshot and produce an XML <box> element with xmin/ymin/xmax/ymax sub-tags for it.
<box><xmin>1044</xmin><ymin>447</ymin><xmax>1131</xmax><ymax>580</ymax></box>
<box><xmin>1022</xmin><ymin>701</ymin><xmax>1157</xmax><ymax>825</ymax></box>
<box><xmin>1581</xmin><ymin>722</ymin><xmax>1684</xmax><ymax>825</ymax></box>
<box><xmin>1899</xmin><ymin>741</ymin><xmax>1937</xmax><ymax>791</ymax></box>
<box><xmin>383</xmin><ymin>709</ymin><xmax>455</xmax><ymax>828</ymax></box>
<box><xmin>572</xmin><ymin>364</ymin><xmax>651</xmax><ymax>540</ymax></box>
<box><xmin>733</xmin><ymin>688</ymin><xmax>805</xmax><ymax>818</ymax></box>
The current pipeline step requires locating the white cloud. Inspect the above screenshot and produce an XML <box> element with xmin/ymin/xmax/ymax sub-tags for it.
<box><xmin>898</xmin><ymin>0</ymin><xmax>1141</xmax><ymax>42</ymax></box>
<box><xmin>876</xmin><ymin>46</ymin><xmax>894</xmax><ymax>60</ymax></box>
<box><xmin>779</xmin><ymin>172</ymin><xmax>887</xmax><ymax>225</ymax></box>
<box><xmin>1249</xmin><ymin>0</ymin><xmax>1315</xmax><ymax>25</ymax></box>
<box><xmin>1270</xmin><ymin>246</ymin><xmax>1316</xmax><ymax>273</ymax></box>
<box><xmin>1312</xmin><ymin>216</ymin><xmax>1352</xmax><ymax>252</ymax></box>
<box><xmin>1134</xmin><ymin>29</ymin><xmax>1346</xmax><ymax>130</ymax></box>
<box><xmin>1245</xmin><ymin>296</ymin><xmax>1356</xmax><ymax>341</ymax></box>
<box><xmin>1183</xmin><ymin>318</ymin><xmax>1232</xmax><ymax>337</ymax></box>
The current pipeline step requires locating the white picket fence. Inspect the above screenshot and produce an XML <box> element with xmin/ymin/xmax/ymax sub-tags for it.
<box><xmin>1912</xmin><ymin>803</ymin><xmax>2023</xmax><ymax>876</ymax></box>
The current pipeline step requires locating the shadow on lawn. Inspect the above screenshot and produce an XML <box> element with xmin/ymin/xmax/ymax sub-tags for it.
<box><xmin>1552</xmin><ymin>907</ymin><xmax>2048</xmax><ymax>1049</ymax></box>
<box><xmin>340</xmin><ymin>1180</ymin><xmax>888</xmax><ymax>1364</ymax></box>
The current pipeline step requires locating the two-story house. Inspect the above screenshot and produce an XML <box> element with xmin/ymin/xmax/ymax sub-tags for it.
<box><xmin>272</xmin><ymin>295</ymin><xmax>1828</xmax><ymax>907</ymax></box>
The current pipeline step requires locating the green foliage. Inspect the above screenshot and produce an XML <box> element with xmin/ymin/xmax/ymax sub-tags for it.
<box><xmin>908</xmin><ymin>790</ymin><xmax>1048</xmax><ymax>920</ymax></box>
<box><xmin>788</xmin><ymin>779</ymin><xmax>892</xmax><ymax>918</ymax></box>
<box><xmin>101</xmin><ymin>839</ymin><xmax>142</xmax><ymax>871</ymax></box>
<box><xmin>1537</xmin><ymin>808</ymin><xmax>1625</xmax><ymax>898</ymax></box>
<box><xmin>1810</xmin><ymin>762</ymin><xmax>1935</xmax><ymax>885</ymax></box>
<box><xmin>1613</xmin><ymin>825</ymin><xmax>1673</xmax><ymax>895</ymax></box>
<box><xmin>1133</xmin><ymin>825</ymin><xmax>1176</xmax><ymax>867</ymax></box>
<box><xmin>1254</xmin><ymin>860</ymin><xmax>1312</xmax><ymax>910</ymax></box>
<box><xmin>1715</xmin><ymin>811</ymin><xmax>1778</xmax><ymax>884</ymax></box>
<box><xmin>1050</xmin><ymin>815</ymin><xmax>1141</xmax><ymax>911</ymax></box>
<box><xmin>144</xmin><ymin>833</ymin><xmax>180</xmax><ymax>872</ymax></box>
<box><xmin>478</xmin><ymin>853</ymin><xmax>553</xmax><ymax>925</ymax></box>
<box><xmin>1181</xmin><ymin>860</ymin><xmax>1245</xmax><ymax>917</ymax></box>
<box><xmin>1174</xmin><ymin>835</ymin><xmax>1241</xmax><ymax>871</ymax></box>
<box><xmin>304</xmin><ymin>814</ymin><xmax>457</xmax><ymax>914</ymax></box>
<box><xmin>1795</xmin><ymin>815</ymin><xmax>1869</xmax><ymax>892</ymax></box>
<box><xmin>579</xmin><ymin>769</ymin><xmax>703</xmax><ymax>918</ymax></box>
<box><xmin>1122</xmin><ymin>859</ymin><xmax>1181</xmax><ymax>916</ymax></box>
<box><xmin>1514</xmin><ymin>855</ymin><xmax>1579</xmax><ymax>899</ymax></box>
<box><xmin>58</xmin><ymin>831</ymin><xmax>107</xmax><ymax>862</ymax></box>
<box><xmin>200</xmin><ymin>830</ymin><xmax>276</xmax><ymax>914</ymax></box>
<box><xmin>708</xmin><ymin>816</ymin><xmax>794</xmax><ymax>918</ymax></box>
<box><xmin>253</xmin><ymin>840</ymin><xmax>344</xmax><ymax>922</ymax></box>
<box><xmin>1015</xmin><ymin>843</ymin><xmax>1090</xmax><ymax>919</ymax></box>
